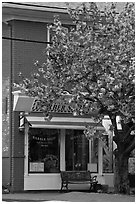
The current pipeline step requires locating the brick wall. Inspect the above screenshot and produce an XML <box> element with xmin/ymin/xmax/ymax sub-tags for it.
<box><xmin>10</xmin><ymin>20</ymin><xmax>48</xmax><ymax>191</ymax></box>
<box><xmin>12</xmin><ymin>20</ymin><xmax>48</xmax><ymax>82</ymax></box>
<box><xmin>10</xmin><ymin>112</ymin><xmax>24</xmax><ymax>192</ymax></box>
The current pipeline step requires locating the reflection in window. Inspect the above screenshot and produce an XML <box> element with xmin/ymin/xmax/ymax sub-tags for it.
<box><xmin>65</xmin><ymin>130</ymin><xmax>89</xmax><ymax>171</ymax></box>
<box><xmin>28</xmin><ymin>128</ymin><xmax>60</xmax><ymax>173</ymax></box>
<box><xmin>103</xmin><ymin>135</ymin><xmax>113</xmax><ymax>173</ymax></box>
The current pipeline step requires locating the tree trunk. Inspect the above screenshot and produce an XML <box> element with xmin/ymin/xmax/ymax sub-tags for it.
<box><xmin>114</xmin><ymin>151</ymin><xmax>130</xmax><ymax>194</ymax></box>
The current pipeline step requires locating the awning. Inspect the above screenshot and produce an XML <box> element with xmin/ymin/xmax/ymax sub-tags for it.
<box><xmin>12</xmin><ymin>91</ymin><xmax>35</xmax><ymax>112</ymax></box>
<box><xmin>25</xmin><ymin>113</ymin><xmax>105</xmax><ymax>130</ymax></box>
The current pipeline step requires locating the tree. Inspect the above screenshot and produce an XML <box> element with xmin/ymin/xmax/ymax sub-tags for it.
<box><xmin>16</xmin><ymin>2</ymin><xmax>135</xmax><ymax>194</ymax></box>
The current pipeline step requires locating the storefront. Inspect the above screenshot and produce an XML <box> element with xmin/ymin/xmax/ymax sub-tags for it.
<box><xmin>13</xmin><ymin>92</ymin><xmax>114</xmax><ymax>190</ymax></box>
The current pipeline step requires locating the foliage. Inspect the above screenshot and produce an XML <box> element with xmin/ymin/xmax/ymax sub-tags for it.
<box><xmin>43</xmin><ymin>154</ymin><xmax>58</xmax><ymax>171</ymax></box>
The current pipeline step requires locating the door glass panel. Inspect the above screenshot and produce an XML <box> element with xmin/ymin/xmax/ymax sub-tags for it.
<box><xmin>103</xmin><ymin>135</ymin><xmax>113</xmax><ymax>173</ymax></box>
<box><xmin>65</xmin><ymin>129</ymin><xmax>89</xmax><ymax>171</ymax></box>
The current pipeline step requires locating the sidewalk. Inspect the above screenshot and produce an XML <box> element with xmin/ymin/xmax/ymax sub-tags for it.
<box><xmin>2</xmin><ymin>191</ymin><xmax>135</xmax><ymax>202</ymax></box>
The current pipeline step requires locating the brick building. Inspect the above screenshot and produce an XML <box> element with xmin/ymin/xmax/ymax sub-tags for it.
<box><xmin>2</xmin><ymin>2</ymin><xmax>126</xmax><ymax>192</ymax></box>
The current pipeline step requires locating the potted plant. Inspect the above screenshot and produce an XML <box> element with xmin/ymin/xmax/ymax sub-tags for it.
<box><xmin>43</xmin><ymin>154</ymin><xmax>59</xmax><ymax>173</ymax></box>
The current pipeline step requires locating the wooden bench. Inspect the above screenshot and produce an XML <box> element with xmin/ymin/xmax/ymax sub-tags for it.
<box><xmin>60</xmin><ymin>171</ymin><xmax>98</xmax><ymax>192</ymax></box>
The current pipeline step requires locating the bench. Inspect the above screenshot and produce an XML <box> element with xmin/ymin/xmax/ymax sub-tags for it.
<box><xmin>60</xmin><ymin>171</ymin><xmax>98</xmax><ymax>192</ymax></box>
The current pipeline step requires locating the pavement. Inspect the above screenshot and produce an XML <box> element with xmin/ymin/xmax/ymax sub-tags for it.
<box><xmin>2</xmin><ymin>191</ymin><xmax>135</xmax><ymax>202</ymax></box>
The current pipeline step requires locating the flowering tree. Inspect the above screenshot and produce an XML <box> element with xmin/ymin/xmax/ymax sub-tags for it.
<box><xmin>16</xmin><ymin>3</ymin><xmax>135</xmax><ymax>194</ymax></box>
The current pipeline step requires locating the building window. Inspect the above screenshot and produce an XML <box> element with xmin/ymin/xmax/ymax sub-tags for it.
<box><xmin>65</xmin><ymin>129</ymin><xmax>89</xmax><ymax>171</ymax></box>
<box><xmin>28</xmin><ymin>128</ymin><xmax>60</xmax><ymax>173</ymax></box>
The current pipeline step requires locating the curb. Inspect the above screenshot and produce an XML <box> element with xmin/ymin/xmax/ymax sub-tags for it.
<box><xmin>2</xmin><ymin>199</ymin><xmax>47</xmax><ymax>202</ymax></box>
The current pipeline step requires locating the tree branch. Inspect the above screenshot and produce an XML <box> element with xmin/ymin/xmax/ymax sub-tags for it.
<box><xmin>123</xmin><ymin>137</ymin><xmax>135</xmax><ymax>156</ymax></box>
<box><xmin>65</xmin><ymin>59</ymin><xmax>100</xmax><ymax>85</ymax></box>
<box><xmin>84</xmin><ymin>85</ymin><xmax>110</xmax><ymax>115</ymax></box>
<box><xmin>84</xmin><ymin>96</ymin><xmax>95</xmax><ymax>103</ymax></box>
<box><xmin>125</xmin><ymin>85</ymin><xmax>134</xmax><ymax>98</ymax></box>
<box><xmin>122</xmin><ymin>124</ymin><xmax>135</xmax><ymax>142</ymax></box>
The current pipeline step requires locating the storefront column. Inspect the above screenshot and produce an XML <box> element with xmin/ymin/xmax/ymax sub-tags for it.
<box><xmin>89</xmin><ymin>139</ymin><xmax>92</xmax><ymax>163</ymax></box>
<box><xmin>98</xmin><ymin>138</ymin><xmax>103</xmax><ymax>175</ymax></box>
<box><xmin>24</xmin><ymin>122</ymin><xmax>29</xmax><ymax>176</ymax></box>
<box><xmin>60</xmin><ymin>129</ymin><xmax>66</xmax><ymax>171</ymax></box>
<box><xmin>88</xmin><ymin>138</ymin><xmax>98</xmax><ymax>172</ymax></box>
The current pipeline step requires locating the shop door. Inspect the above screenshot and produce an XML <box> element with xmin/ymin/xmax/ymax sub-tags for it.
<box><xmin>65</xmin><ymin>129</ymin><xmax>89</xmax><ymax>171</ymax></box>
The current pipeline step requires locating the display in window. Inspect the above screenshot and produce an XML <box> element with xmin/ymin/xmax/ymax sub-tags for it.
<box><xmin>43</xmin><ymin>154</ymin><xmax>59</xmax><ymax>173</ymax></box>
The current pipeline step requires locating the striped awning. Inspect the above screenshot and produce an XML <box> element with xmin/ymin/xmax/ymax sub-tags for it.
<box><xmin>25</xmin><ymin>113</ymin><xmax>105</xmax><ymax>130</ymax></box>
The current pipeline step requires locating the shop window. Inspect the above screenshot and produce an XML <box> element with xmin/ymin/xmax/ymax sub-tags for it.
<box><xmin>28</xmin><ymin>128</ymin><xmax>60</xmax><ymax>173</ymax></box>
<box><xmin>103</xmin><ymin>135</ymin><xmax>113</xmax><ymax>173</ymax></box>
<box><xmin>65</xmin><ymin>129</ymin><xmax>89</xmax><ymax>171</ymax></box>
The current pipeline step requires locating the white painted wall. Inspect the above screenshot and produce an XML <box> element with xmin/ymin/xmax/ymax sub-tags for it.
<box><xmin>24</xmin><ymin>174</ymin><xmax>61</xmax><ymax>190</ymax></box>
<box><xmin>96</xmin><ymin>174</ymin><xmax>114</xmax><ymax>187</ymax></box>
<box><xmin>103</xmin><ymin>174</ymin><xmax>114</xmax><ymax>187</ymax></box>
